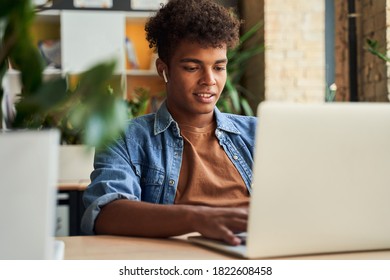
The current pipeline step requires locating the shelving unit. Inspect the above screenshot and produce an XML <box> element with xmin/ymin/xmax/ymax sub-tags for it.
<box><xmin>31</xmin><ymin>7</ymin><xmax>165</xmax><ymax>105</ymax></box>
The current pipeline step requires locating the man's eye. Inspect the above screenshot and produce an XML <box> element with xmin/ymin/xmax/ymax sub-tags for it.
<box><xmin>184</xmin><ymin>66</ymin><xmax>198</xmax><ymax>72</ymax></box>
<box><xmin>215</xmin><ymin>66</ymin><xmax>226</xmax><ymax>71</ymax></box>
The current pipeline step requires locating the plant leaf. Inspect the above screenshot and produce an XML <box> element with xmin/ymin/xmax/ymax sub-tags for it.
<box><xmin>240</xmin><ymin>98</ymin><xmax>254</xmax><ymax>116</ymax></box>
<box><xmin>225</xmin><ymin>76</ymin><xmax>240</xmax><ymax>113</ymax></box>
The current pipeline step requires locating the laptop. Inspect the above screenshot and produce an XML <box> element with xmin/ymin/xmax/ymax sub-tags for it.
<box><xmin>189</xmin><ymin>101</ymin><xmax>390</xmax><ymax>259</ymax></box>
<box><xmin>0</xmin><ymin>130</ymin><xmax>64</xmax><ymax>260</ymax></box>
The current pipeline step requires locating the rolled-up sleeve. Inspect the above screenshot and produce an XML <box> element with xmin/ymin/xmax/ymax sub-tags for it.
<box><xmin>81</xmin><ymin>192</ymin><xmax>136</xmax><ymax>234</ymax></box>
<box><xmin>80</xmin><ymin>137</ymin><xmax>141</xmax><ymax>235</ymax></box>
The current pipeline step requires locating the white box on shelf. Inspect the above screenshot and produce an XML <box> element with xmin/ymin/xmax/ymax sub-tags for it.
<box><xmin>130</xmin><ymin>0</ymin><xmax>168</xmax><ymax>10</ymax></box>
<box><xmin>61</xmin><ymin>10</ymin><xmax>126</xmax><ymax>74</ymax></box>
<box><xmin>74</xmin><ymin>0</ymin><xmax>113</xmax><ymax>8</ymax></box>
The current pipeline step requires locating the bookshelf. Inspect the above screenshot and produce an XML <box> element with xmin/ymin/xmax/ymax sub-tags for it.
<box><xmin>30</xmin><ymin>7</ymin><xmax>165</xmax><ymax>107</ymax></box>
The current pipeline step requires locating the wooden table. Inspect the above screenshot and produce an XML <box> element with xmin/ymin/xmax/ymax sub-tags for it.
<box><xmin>57</xmin><ymin>235</ymin><xmax>234</xmax><ymax>260</ymax></box>
<box><xmin>56</xmin><ymin>235</ymin><xmax>390</xmax><ymax>260</ymax></box>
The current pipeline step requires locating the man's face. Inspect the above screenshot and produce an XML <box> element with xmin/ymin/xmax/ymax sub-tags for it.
<box><xmin>164</xmin><ymin>40</ymin><xmax>227</xmax><ymax>124</ymax></box>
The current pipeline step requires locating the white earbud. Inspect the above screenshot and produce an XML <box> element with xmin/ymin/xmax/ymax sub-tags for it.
<box><xmin>162</xmin><ymin>70</ymin><xmax>168</xmax><ymax>83</ymax></box>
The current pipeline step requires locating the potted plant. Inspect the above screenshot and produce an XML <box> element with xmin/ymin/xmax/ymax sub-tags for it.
<box><xmin>217</xmin><ymin>21</ymin><xmax>264</xmax><ymax>116</ymax></box>
<box><xmin>1</xmin><ymin>0</ymin><xmax>128</xmax><ymax>182</ymax></box>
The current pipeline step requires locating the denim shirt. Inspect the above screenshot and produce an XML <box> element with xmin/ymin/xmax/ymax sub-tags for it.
<box><xmin>81</xmin><ymin>101</ymin><xmax>257</xmax><ymax>234</ymax></box>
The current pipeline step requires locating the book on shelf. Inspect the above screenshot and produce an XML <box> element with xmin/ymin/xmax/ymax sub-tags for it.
<box><xmin>125</xmin><ymin>37</ymin><xmax>139</xmax><ymax>70</ymax></box>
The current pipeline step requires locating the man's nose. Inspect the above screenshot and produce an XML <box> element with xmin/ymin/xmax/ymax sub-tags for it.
<box><xmin>200</xmin><ymin>69</ymin><xmax>216</xmax><ymax>86</ymax></box>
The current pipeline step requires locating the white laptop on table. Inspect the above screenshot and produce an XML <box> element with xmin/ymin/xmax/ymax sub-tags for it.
<box><xmin>0</xmin><ymin>130</ymin><xmax>64</xmax><ymax>260</ymax></box>
<box><xmin>189</xmin><ymin>101</ymin><xmax>390</xmax><ymax>259</ymax></box>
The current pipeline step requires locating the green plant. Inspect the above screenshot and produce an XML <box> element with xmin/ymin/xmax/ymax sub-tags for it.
<box><xmin>217</xmin><ymin>21</ymin><xmax>264</xmax><ymax>116</ymax></box>
<box><xmin>366</xmin><ymin>38</ymin><xmax>390</xmax><ymax>62</ymax></box>
<box><xmin>0</xmin><ymin>0</ymin><xmax>128</xmax><ymax>149</ymax></box>
<box><xmin>126</xmin><ymin>87</ymin><xmax>151</xmax><ymax>119</ymax></box>
<box><xmin>325</xmin><ymin>83</ymin><xmax>337</xmax><ymax>102</ymax></box>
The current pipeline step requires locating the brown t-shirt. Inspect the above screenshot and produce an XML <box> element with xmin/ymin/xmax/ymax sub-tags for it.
<box><xmin>174</xmin><ymin>121</ymin><xmax>249</xmax><ymax>207</ymax></box>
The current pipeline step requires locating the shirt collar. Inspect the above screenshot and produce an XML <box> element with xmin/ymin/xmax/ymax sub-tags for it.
<box><xmin>154</xmin><ymin>101</ymin><xmax>176</xmax><ymax>135</ymax></box>
<box><xmin>154</xmin><ymin>101</ymin><xmax>241</xmax><ymax>135</ymax></box>
<box><xmin>214</xmin><ymin>106</ymin><xmax>241</xmax><ymax>135</ymax></box>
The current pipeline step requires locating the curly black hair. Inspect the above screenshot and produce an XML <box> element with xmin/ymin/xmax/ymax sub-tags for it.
<box><xmin>145</xmin><ymin>0</ymin><xmax>241</xmax><ymax>64</ymax></box>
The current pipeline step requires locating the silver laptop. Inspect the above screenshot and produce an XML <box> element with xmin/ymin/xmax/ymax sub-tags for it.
<box><xmin>189</xmin><ymin>101</ymin><xmax>390</xmax><ymax>259</ymax></box>
<box><xmin>0</xmin><ymin>130</ymin><xmax>64</xmax><ymax>260</ymax></box>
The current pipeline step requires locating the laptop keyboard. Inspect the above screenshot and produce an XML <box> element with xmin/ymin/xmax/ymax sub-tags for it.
<box><xmin>236</xmin><ymin>232</ymin><xmax>247</xmax><ymax>245</ymax></box>
<box><xmin>238</xmin><ymin>235</ymin><xmax>246</xmax><ymax>245</ymax></box>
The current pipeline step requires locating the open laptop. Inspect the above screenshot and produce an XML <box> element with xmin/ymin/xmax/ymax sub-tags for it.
<box><xmin>189</xmin><ymin>101</ymin><xmax>390</xmax><ymax>259</ymax></box>
<box><xmin>0</xmin><ymin>130</ymin><xmax>64</xmax><ymax>260</ymax></box>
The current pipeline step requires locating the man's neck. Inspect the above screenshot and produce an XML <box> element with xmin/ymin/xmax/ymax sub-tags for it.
<box><xmin>171</xmin><ymin>111</ymin><xmax>215</xmax><ymax>128</ymax></box>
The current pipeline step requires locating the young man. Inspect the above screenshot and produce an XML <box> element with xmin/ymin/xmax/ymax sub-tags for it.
<box><xmin>81</xmin><ymin>0</ymin><xmax>257</xmax><ymax>246</ymax></box>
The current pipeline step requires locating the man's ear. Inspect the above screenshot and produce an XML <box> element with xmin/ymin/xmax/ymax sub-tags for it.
<box><xmin>156</xmin><ymin>58</ymin><xmax>168</xmax><ymax>83</ymax></box>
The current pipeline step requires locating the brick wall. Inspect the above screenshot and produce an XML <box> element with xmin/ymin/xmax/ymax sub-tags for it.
<box><xmin>242</xmin><ymin>1</ymin><xmax>390</xmax><ymax>105</ymax></box>
<box><xmin>263</xmin><ymin>0</ymin><xmax>325</xmax><ymax>102</ymax></box>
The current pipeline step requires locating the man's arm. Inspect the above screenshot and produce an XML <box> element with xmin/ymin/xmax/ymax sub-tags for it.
<box><xmin>95</xmin><ymin>199</ymin><xmax>248</xmax><ymax>245</ymax></box>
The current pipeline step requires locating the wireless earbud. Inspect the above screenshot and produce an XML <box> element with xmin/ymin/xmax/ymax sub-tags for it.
<box><xmin>162</xmin><ymin>70</ymin><xmax>168</xmax><ymax>83</ymax></box>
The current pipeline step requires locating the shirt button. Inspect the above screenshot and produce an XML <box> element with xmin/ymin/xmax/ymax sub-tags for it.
<box><xmin>233</xmin><ymin>155</ymin><xmax>239</xmax><ymax>160</ymax></box>
<box><xmin>169</xmin><ymin>179</ymin><xmax>175</xmax><ymax>186</ymax></box>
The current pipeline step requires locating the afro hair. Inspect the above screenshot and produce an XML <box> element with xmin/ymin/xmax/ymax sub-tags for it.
<box><xmin>145</xmin><ymin>0</ymin><xmax>241</xmax><ymax>63</ymax></box>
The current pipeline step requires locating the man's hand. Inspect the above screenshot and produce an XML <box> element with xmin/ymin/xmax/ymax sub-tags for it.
<box><xmin>190</xmin><ymin>206</ymin><xmax>248</xmax><ymax>246</ymax></box>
